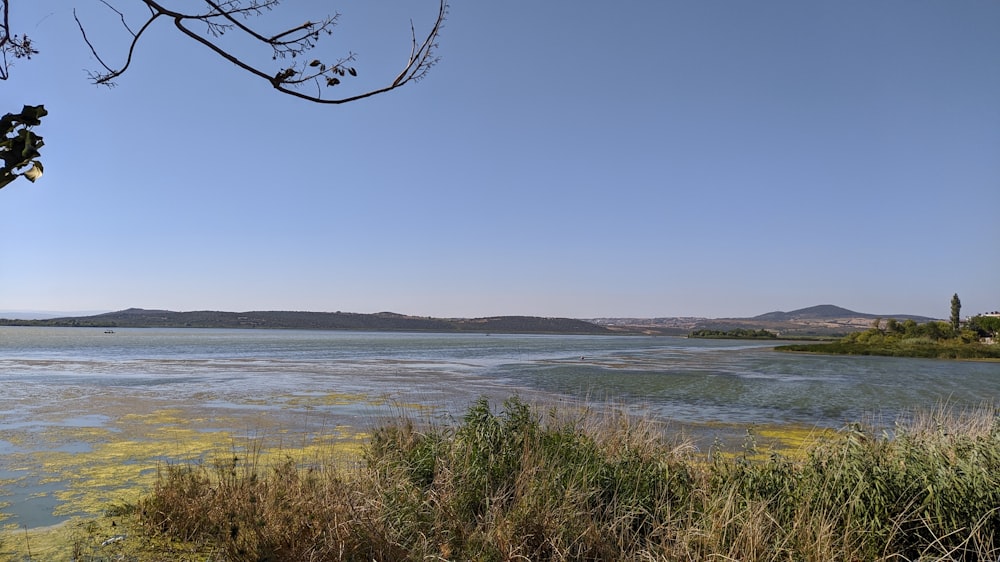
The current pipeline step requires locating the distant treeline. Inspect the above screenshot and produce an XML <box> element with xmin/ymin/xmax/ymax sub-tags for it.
<box><xmin>776</xmin><ymin>315</ymin><xmax>1000</xmax><ymax>360</ymax></box>
<box><xmin>689</xmin><ymin>328</ymin><xmax>777</xmax><ymax>339</ymax></box>
<box><xmin>0</xmin><ymin>308</ymin><xmax>613</xmax><ymax>335</ymax></box>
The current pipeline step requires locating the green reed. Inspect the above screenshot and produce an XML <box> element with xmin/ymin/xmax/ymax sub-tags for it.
<box><xmin>131</xmin><ymin>398</ymin><xmax>999</xmax><ymax>561</ymax></box>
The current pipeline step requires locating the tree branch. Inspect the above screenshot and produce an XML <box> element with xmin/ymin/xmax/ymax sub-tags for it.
<box><xmin>0</xmin><ymin>0</ymin><xmax>39</xmax><ymax>81</ymax></box>
<box><xmin>171</xmin><ymin>15</ymin><xmax>274</xmax><ymax>84</ymax></box>
<box><xmin>71</xmin><ymin>0</ymin><xmax>447</xmax><ymax>103</ymax></box>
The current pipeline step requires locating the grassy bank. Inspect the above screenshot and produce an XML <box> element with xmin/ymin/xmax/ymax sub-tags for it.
<box><xmin>5</xmin><ymin>398</ymin><xmax>999</xmax><ymax>561</ymax></box>
<box><xmin>776</xmin><ymin>340</ymin><xmax>1000</xmax><ymax>359</ymax></box>
<box><xmin>775</xmin><ymin>317</ymin><xmax>1000</xmax><ymax>360</ymax></box>
<box><xmin>43</xmin><ymin>398</ymin><xmax>992</xmax><ymax>561</ymax></box>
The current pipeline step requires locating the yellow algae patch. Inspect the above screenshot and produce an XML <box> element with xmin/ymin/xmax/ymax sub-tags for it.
<box><xmin>367</xmin><ymin>395</ymin><xmax>442</xmax><ymax>412</ymax></box>
<box><xmin>6</xmin><ymin>403</ymin><xmax>375</xmax><ymax>528</ymax></box>
<box><xmin>698</xmin><ymin>422</ymin><xmax>838</xmax><ymax>463</ymax></box>
<box><xmin>0</xmin><ymin>430</ymin><xmax>372</xmax><ymax>561</ymax></box>
<box><xmin>34</xmin><ymin>429</ymin><xmax>237</xmax><ymax>518</ymax></box>
<box><xmin>1</xmin><ymin>388</ymin><xmax>436</xmax><ymax>545</ymax></box>
<box><xmin>271</xmin><ymin>390</ymin><xmax>441</xmax><ymax>414</ymax></box>
<box><xmin>1</xmin><ymin>433</ymin><xmax>32</xmax><ymax>448</ymax></box>
<box><xmin>732</xmin><ymin>425</ymin><xmax>836</xmax><ymax>463</ymax></box>
<box><xmin>283</xmin><ymin>391</ymin><xmax>371</xmax><ymax>408</ymax></box>
<box><xmin>254</xmin><ymin>427</ymin><xmax>371</xmax><ymax>471</ymax></box>
<box><xmin>753</xmin><ymin>425</ymin><xmax>836</xmax><ymax>455</ymax></box>
<box><xmin>5</xmin><ymin>407</ymin><xmax>238</xmax><ymax>524</ymax></box>
<box><xmin>120</xmin><ymin>408</ymin><xmax>192</xmax><ymax>427</ymax></box>
<box><xmin>1</xmin><ymin>514</ymin><xmax>215</xmax><ymax>561</ymax></box>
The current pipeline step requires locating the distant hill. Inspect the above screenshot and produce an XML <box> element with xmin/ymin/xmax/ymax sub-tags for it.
<box><xmin>753</xmin><ymin>305</ymin><xmax>935</xmax><ymax>323</ymax></box>
<box><xmin>0</xmin><ymin>310</ymin><xmax>108</xmax><ymax>320</ymax></box>
<box><xmin>0</xmin><ymin>311</ymin><xmax>61</xmax><ymax>320</ymax></box>
<box><xmin>591</xmin><ymin>305</ymin><xmax>940</xmax><ymax>337</ymax></box>
<box><xmin>0</xmin><ymin>308</ymin><xmax>612</xmax><ymax>335</ymax></box>
<box><xmin>1</xmin><ymin>305</ymin><xmax>942</xmax><ymax>337</ymax></box>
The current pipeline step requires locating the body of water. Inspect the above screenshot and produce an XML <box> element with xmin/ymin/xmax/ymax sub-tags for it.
<box><xmin>1</xmin><ymin>326</ymin><xmax>998</xmax><ymax>527</ymax></box>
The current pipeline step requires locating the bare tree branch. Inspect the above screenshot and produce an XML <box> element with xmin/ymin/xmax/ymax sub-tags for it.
<box><xmin>0</xmin><ymin>0</ymin><xmax>40</xmax><ymax>80</ymax></box>
<box><xmin>72</xmin><ymin>0</ymin><xmax>448</xmax><ymax>104</ymax></box>
<box><xmin>3</xmin><ymin>1</ymin><xmax>445</xmax><ymax>192</ymax></box>
<box><xmin>97</xmin><ymin>0</ymin><xmax>137</xmax><ymax>37</ymax></box>
<box><xmin>74</xmin><ymin>5</ymin><xmax>163</xmax><ymax>86</ymax></box>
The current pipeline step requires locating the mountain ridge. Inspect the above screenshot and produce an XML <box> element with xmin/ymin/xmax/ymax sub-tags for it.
<box><xmin>591</xmin><ymin>305</ymin><xmax>940</xmax><ymax>337</ymax></box>
<box><xmin>752</xmin><ymin>304</ymin><xmax>935</xmax><ymax>322</ymax></box>
<box><xmin>0</xmin><ymin>308</ymin><xmax>612</xmax><ymax>335</ymax></box>
<box><xmin>0</xmin><ymin>305</ymin><xmax>941</xmax><ymax>337</ymax></box>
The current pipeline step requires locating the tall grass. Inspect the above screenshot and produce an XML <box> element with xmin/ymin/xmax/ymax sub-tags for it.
<box><xmin>135</xmin><ymin>397</ymin><xmax>1000</xmax><ymax>561</ymax></box>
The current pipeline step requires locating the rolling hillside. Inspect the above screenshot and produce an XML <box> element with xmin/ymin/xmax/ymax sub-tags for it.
<box><xmin>0</xmin><ymin>308</ymin><xmax>612</xmax><ymax>335</ymax></box>
<box><xmin>753</xmin><ymin>305</ymin><xmax>935</xmax><ymax>323</ymax></box>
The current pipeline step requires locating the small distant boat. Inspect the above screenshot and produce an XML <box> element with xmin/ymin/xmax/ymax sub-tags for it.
<box><xmin>104</xmin><ymin>330</ymin><xmax>115</xmax><ymax>334</ymax></box>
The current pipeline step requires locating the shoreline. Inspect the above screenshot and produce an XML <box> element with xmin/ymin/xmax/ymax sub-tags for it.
<box><xmin>4</xmin><ymin>400</ymin><xmax>996</xmax><ymax>561</ymax></box>
<box><xmin>1</xmin><ymin>389</ymin><xmax>833</xmax><ymax>532</ymax></box>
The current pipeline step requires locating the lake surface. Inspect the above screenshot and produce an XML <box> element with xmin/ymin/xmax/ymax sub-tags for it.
<box><xmin>2</xmin><ymin>326</ymin><xmax>999</xmax><ymax>528</ymax></box>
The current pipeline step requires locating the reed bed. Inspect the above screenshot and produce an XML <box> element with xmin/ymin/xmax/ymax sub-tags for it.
<box><xmin>134</xmin><ymin>398</ymin><xmax>1000</xmax><ymax>561</ymax></box>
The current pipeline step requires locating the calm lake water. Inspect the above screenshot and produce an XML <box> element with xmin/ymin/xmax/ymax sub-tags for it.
<box><xmin>2</xmin><ymin>326</ymin><xmax>999</xmax><ymax>528</ymax></box>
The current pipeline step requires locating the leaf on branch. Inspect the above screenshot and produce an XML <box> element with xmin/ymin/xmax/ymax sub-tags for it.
<box><xmin>23</xmin><ymin>161</ymin><xmax>43</xmax><ymax>182</ymax></box>
<box><xmin>348</xmin><ymin>67</ymin><xmax>357</xmax><ymax>76</ymax></box>
<box><xmin>309</xmin><ymin>59</ymin><xmax>321</xmax><ymax>67</ymax></box>
<box><xmin>7</xmin><ymin>104</ymin><xmax>48</xmax><ymax>127</ymax></box>
<box><xmin>326</xmin><ymin>77</ymin><xmax>340</xmax><ymax>86</ymax></box>
<box><xmin>0</xmin><ymin>104</ymin><xmax>46</xmax><ymax>189</ymax></box>
<box><xmin>273</xmin><ymin>68</ymin><xmax>296</xmax><ymax>82</ymax></box>
<box><xmin>21</xmin><ymin>131</ymin><xmax>37</xmax><ymax>157</ymax></box>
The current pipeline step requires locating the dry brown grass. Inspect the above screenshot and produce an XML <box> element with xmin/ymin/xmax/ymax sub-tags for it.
<box><xmin>127</xmin><ymin>397</ymin><xmax>1000</xmax><ymax>561</ymax></box>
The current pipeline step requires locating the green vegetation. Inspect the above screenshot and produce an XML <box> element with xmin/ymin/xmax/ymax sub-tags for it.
<box><xmin>776</xmin><ymin>316</ymin><xmax>1000</xmax><ymax>360</ymax></box>
<box><xmin>951</xmin><ymin>293</ymin><xmax>962</xmax><ymax>333</ymax></box>
<box><xmin>0</xmin><ymin>104</ymin><xmax>45</xmax><ymax>189</ymax></box>
<box><xmin>15</xmin><ymin>397</ymin><xmax>995</xmax><ymax>561</ymax></box>
<box><xmin>690</xmin><ymin>328</ymin><xmax>777</xmax><ymax>339</ymax></box>
<box><xmin>968</xmin><ymin>314</ymin><xmax>1000</xmax><ymax>339</ymax></box>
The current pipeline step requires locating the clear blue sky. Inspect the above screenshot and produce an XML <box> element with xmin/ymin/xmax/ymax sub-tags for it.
<box><xmin>2</xmin><ymin>1</ymin><xmax>998</xmax><ymax>319</ymax></box>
